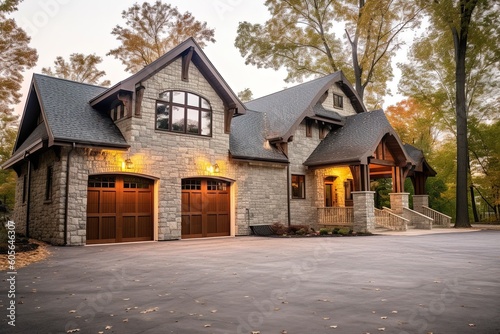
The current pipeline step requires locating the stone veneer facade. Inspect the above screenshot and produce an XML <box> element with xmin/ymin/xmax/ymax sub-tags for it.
<box><xmin>11</xmin><ymin>53</ymin><xmax>382</xmax><ymax>245</ymax></box>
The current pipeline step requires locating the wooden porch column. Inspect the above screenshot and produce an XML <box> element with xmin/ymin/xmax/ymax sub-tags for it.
<box><xmin>352</xmin><ymin>191</ymin><xmax>375</xmax><ymax>233</ymax></box>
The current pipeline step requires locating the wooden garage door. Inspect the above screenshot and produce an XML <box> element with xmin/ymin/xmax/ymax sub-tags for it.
<box><xmin>87</xmin><ymin>175</ymin><xmax>154</xmax><ymax>244</ymax></box>
<box><xmin>181</xmin><ymin>179</ymin><xmax>230</xmax><ymax>239</ymax></box>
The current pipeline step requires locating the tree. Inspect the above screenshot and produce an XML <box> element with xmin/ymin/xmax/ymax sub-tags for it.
<box><xmin>412</xmin><ymin>0</ymin><xmax>499</xmax><ymax>227</ymax></box>
<box><xmin>234</xmin><ymin>0</ymin><xmax>422</xmax><ymax>109</ymax></box>
<box><xmin>0</xmin><ymin>7</ymin><xmax>38</xmax><ymax>104</ymax></box>
<box><xmin>0</xmin><ymin>104</ymin><xmax>18</xmax><ymax>211</ymax></box>
<box><xmin>385</xmin><ymin>98</ymin><xmax>440</xmax><ymax>156</ymax></box>
<box><xmin>238</xmin><ymin>88</ymin><xmax>253</xmax><ymax>102</ymax></box>
<box><xmin>42</xmin><ymin>53</ymin><xmax>111</xmax><ymax>86</ymax></box>
<box><xmin>108</xmin><ymin>1</ymin><xmax>215</xmax><ymax>73</ymax></box>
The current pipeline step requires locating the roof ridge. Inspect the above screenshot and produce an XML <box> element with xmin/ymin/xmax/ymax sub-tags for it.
<box><xmin>248</xmin><ymin>72</ymin><xmax>341</xmax><ymax>103</ymax></box>
<box><xmin>33</xmin><ymin>73</ymin><xmax>108</xmax><ymax>89</ymax></box>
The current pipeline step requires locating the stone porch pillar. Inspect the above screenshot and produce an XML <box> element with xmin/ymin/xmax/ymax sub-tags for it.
<box><xmin>352</xmin><ymin>191</ymin><xmax>375</xmax><ymax>233</ymax></box>
<box><xmin>389</xmin><ymin>192</ymin><xmax>410</xmax><ymax>214</ymax></box>
<box><xmin>412</xmin><ymin>195</ymin><xmax>429</xmax><ymax>214</ymax></box>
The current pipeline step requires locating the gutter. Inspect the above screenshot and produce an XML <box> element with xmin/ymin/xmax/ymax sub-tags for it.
<box><xmin>63</xmin><ymin>143</ymin><xmax>75</xmax><ymax>245</ymax></box>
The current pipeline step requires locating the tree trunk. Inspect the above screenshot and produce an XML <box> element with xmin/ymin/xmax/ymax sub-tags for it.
<box><xmin>453</xmin><ymin>0</ymin><xmax>477</xmax><ymax>228</ymax></box>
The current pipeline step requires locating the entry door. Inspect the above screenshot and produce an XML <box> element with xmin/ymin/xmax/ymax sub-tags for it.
<box><xmin>181</xmin><ymin>179</ymin><xmax>230</xmax><ymax>238</ymax></box>
<box><xmin>324</xmin><ymin>176</ymin><xmax>336</xmax><ymax>207</ymax></box>
<box><xmin>86</xmin><ymin>175</ymin><xmax>154</xmax><ymax>244</ymax></box>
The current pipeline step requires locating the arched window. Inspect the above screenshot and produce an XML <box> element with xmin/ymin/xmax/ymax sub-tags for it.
<box><xmin>156</xmin><ymin>90</ymin><xmax>212</xmax><ymax>136</ymax></box>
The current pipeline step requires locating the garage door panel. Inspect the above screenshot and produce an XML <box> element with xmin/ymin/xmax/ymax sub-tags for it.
<box><xmin>87</xmin><ymin>217</ymin><xmax>100</xmax><ymax>240</ymax></box>
<box><xmin>190</xmin><ymin>215</ymin><xmax>202</xmax><ymax>234</ymax></box>
<box><xmin>101</xmin><ymin>217</ymin><xmax>116</xmax><ymax>239</ymax></box>
<box><xmin>190</xmin><ymin>193</ymin><xmax>202</xmax><ymax>212</ymax></box>
<box><xmin>122</xmin><ymin>216</ymin><xmax>136</xmax><ymax>238</ymax></box>
<box><xmin>101</xmin><ymin>191</ymin><xmax>116</xmax><ymax>213</ymax></box>
<box><xmin>138</xmin><ymin>191</ymin><xmax>152</xmax><ymax>212</ymax></box>
<box><xmin>87</xmin><ymin>191</ymin><xmax>100</xmax><ymax>213</ymax></box>
<box><xmin>122</xmin><ymin>192</ymin><xmax>136</xmax><ymax>213</ymax></box>
<box><xmin>217</xmin><ymin>193</ymin><xmax>229</xmax><ymax>211</ymax></box>
<box><xmin>207</xmin><ymin>214</ymin><xmax>217</xmax><ymax>233</ymax></box>
<box><xmin>217</xmin><ymin>214</ymin><xmax>229</xmax><ymax>233</ymax></box>
<box><xmin>137</xmin><ymin>216</ymin><xmax>152</xmax><ymax>238</ymax></box>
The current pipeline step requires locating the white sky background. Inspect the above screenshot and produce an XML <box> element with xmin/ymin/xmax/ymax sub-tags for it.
<box><xmin>11</xmin><ymin>0</ymin><xmax>408</xmax><ymax>115</ymax></box>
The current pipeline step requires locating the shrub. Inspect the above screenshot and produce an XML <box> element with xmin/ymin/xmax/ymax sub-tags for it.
<box><xmin>270</xmin><ymin>222</ymin><xmax>287</xmax><ymax>235</ymax></box>
<box><xmin>319</xmin><ymin>228</ymin><xmax>329</xmax><ymax>235</ymax></box>
<box><xmin>338</xmin><ymin>227</ymin><xmax>351</xmax><ymax>236</ymax></box>
<box><xmin>288</xmin><ymin>224</ymin><xmax>311</xmax><ymax>235</ymax></box>
<box><xmin>332</xmin><ymin>227</ymin><xmax>340</xmax><ymax>234</ymax></box>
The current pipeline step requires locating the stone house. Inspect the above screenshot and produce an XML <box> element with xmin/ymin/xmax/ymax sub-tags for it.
<box><xmin>2</xmin><ymin>38</ymin><xmax>447</xmax><ymax>245</ymax></box>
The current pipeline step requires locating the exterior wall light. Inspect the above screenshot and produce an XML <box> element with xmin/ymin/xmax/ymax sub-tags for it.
<box><xmin>125</xmin><ymin>158</ymin><xmax>134</xmax><ymax>169</ymax></box>
<box><xmin>213</xmin><ymin>163</ymin><xmax>220</xmax><ymax>173</ymax></box>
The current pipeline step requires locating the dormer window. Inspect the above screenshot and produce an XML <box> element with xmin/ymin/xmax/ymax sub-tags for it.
<box><xmin>333</xmin><ymin>94</ymin><xmax>343</xmax><ymax>109</ymax></box>
<box><xmin>156</xmin><ymin>90</ymin><xmax>212</xmax><ymax>136</ymax></box>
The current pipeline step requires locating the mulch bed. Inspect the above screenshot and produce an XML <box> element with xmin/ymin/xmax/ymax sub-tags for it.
<box><xmin>0</xmin><ymin>239</ymin><xmax>50</xmax><ymax>271</ymax></box>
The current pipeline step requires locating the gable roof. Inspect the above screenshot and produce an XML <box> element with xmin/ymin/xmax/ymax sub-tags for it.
<box><xmin>3</xmin><ymin>74</ymin><xmax>128</xmax><ymax>169</ymax></box>
<box><xmin>404</xmin><ymin>144</ymin><xmax>437</xmax><ymax>176</ymax></box>
<box><xmin>90</xmin><ymin>38</ymin><xmax>246</xmax><ymax>115</ymax></box>
<box><xmin>304</xmin><ymin>110</ymin><xmax>411</xmax><ymax>167</ymax></box>
<box><xmin>245</xmin><ymin>71</ymin><xmax>365</xmax><ymax>142</ymax></box>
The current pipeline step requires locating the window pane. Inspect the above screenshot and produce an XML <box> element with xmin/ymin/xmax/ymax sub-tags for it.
<box><xmin>187</xmin><ymin>93</ymin><xmax>199</xmax><ymax>107</ymax></box>
<box><xmin>159</xmin><ymin>91</ymin><xmax>170</xmax><ymax>101</ymax></box>
<box><xmin>187</xmin><ymin>108</ymin><xmax>199</xmax><ymax>134</ymax></box>
<box><xmin>201</xmin><ymin>111</ymin><xmax>211</xmax><ymax>136</ymax></box>
<box><xmin>291</xmin><ymin>175</ymin><xmax>305</xmax><ymax>199</ymax></box>
<box><xmin>201</xmin><ymin>98</ymin><xmax>210</xmax><ymax>109</ymax></box>
<box><xmin>156</xmin><ymin>102</ymin><xmax>170</xmax><ymax>130</ymax></box>
<box><xmin>172</xmin><ymin>91</ymin><xmax>184</xmax><ymax>104</ymax></box>
<box><xmin>172</xmin><ymin>106</ymin><xmax>185</xmax><ymax>132</ymax></box>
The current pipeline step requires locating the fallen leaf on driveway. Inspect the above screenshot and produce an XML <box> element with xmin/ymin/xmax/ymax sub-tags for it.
<box><xmin>140</xmin><ymin>307</ymin><xmax>159</xmax><ymax>314</ymax></box>
<box><xmin>66</xmin><ymin>330</ymin><xmax>79</xmax><ymax>333</ymax></box>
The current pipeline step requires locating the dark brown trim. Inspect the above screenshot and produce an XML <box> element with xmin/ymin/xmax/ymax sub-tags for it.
<box><xmin>182</xmin><ymin>47</ymin><xmax>194</xmax><ymax>81</ymax></box>
<box><xmin>134</xmin><ymin>84</ymin><xmax>145</xmax><ymax>117</ymax></box>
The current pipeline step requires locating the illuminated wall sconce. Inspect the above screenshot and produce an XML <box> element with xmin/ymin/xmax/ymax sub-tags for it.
<box><xmin>206</xmin><ymin>163</ymin><xmax>220</xmax><ymax>174</ymax></box>
<box><xmin>122</xmin><ymin>158</ymin><xmax>134</xmax><ymax>170</ymax></box>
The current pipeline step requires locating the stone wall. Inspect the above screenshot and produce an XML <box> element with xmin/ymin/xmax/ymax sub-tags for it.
<box><xmin>12</xmin><ymin>148</ymin><xmax>66</xmax><ymax>245</ymax></box>
<box><xmin>321</xmin><ymin>84</ymin><xmax>358</xmax><ymax>117</ymax></box>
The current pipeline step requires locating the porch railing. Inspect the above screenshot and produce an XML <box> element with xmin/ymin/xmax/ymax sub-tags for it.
<box><xmin>422</xmin><ymin>206</ymin><xmax>451</xmax><ymax>228</ymax></box>
<box><xmin>374</xmin><ymin>208</ymin><xmax>408</xmax><ymax>231</ymax></box>
<box><xmin>403</xmin><ymin>207</ymin><xmax>433</xmax><ymax>229</ymax></box>
<box><xmin>317</xmin><ymin>207</ymin><xmax>354</xmax><ymax>226</ymax></box>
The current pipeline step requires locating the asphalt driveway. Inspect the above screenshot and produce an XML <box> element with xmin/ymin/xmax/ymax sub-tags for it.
<box><xmin>1</xmin><ymin>230</ymin><xmax>500</xmax><ymax>334</ymax></box>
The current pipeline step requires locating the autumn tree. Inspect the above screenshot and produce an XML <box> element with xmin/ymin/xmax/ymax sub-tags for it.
<box><xmin>0</xmin><ymin>0</ymin><xmax>37</xmax><ymax>210</ymax></box>
<box><xmin>42</xmin><ymin>53</ymin><xmax>111</xmax><ymax>86</ymax></box>
<box><xmin>234</xmin><ymin>0</ymin><xmax>422</xmax><ymax>109</ymax></box>
<box><xmin>408</xmin><ymin>0</ymin><xmax>500</xmax><ymax>227</ymax></box>
<box><xmin>238</xmin><ymin>88</ymin><xmax>253</xmax><ymax>102</ymax></box>
<box><xmin>0</xmin><ymin>1</ymin><xmax>38</xmax><ymax>105</ymax></box>
<box><xmin>108</xmin><ymin>0</ymin><xmax>215</xmax><ymax>73</ymax></box>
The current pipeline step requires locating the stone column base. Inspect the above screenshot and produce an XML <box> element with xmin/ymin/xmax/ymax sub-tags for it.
<box><xmin>389</xmin><ymin>192</ymin><xmax>410</xmax><ymax>214</ymax></box>
<box><xmin>352</xmin><ymin>191</ymin><xmax>375</xmax><ymax>233</ymax></box>
<box><xmin>413</xmin><ymin>195</ymin><xmax>429</xmax><ymax>214</ymax></box>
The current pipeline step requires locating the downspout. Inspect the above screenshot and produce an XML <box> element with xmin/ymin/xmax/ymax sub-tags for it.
<box><xmin>286</xmin><ymin>163</ymin><xmax>291</xmax><ymax>226</ymax></box>
<box><xmin>24</xmin><ymin>152</ymin><xmax>32</xmax><ymax>238</ymax></box>
<box><xmin>63</xmin><ymin>143</ymin><xmax>75</xmax><ymax>245</ymax></box>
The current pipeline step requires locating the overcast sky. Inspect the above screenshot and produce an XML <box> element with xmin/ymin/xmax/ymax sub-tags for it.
<box><xmin>11</xmin><ymin>0</ymin><xmax>407</xmax><ymax>115</ymax></box>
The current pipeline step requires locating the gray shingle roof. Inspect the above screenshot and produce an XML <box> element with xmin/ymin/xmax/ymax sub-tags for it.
<box><xmin>245</xmin><ymin>72</ymin><xmax>361</xmax><ymax>142</ymax></box>
<box><xmin>404</xmin><ymin>144</ymin><xmax>437</xmax><ymax>176</ymax></box>
<box><xmin>230</xmin><ymin>110</ymin><xmax>288</xmax><ymax>163</ymax></box>
<box><xmin>15</xmin><ymin>122</ymin><xmax>48</xmax><ymax>153</ymax></box>
<box><xmin>33</xmin><ymin>74</ymin><xmax>128</xmax><ymax>147</ymax></box>
<box><xmin>304</xmin><ymin>110</ymin><xmax>402</xmax><ymax>166</ymax></box>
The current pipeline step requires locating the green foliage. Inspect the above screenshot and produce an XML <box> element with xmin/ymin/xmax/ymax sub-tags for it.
<box><xmin>319</xmin><ymin>227</ymin><xmax>330</xmax><ymax>235</ymax></box>
<box><xmin>337</xmin><ymin>227</ymin><xmax>352</xmax><ymax>236</ymax></box>
<box><xmin>42</xmin><ymin>53</ymin><xmax>110</xmax><ymax>86</ymax></box>
<box><xmin>371</xmin><ymin>178</ymin><xmax>392</xmax><ymax>209</ymax></box>
<box><xmin>108</xmin><ymin>0</ymin><xmax>215</xmax><ymax>73</ymax></box>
